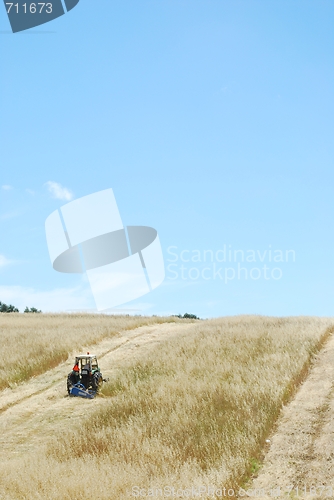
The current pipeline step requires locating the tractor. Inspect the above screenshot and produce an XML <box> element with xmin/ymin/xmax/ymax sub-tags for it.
<box><xmin>67</xmin><ymin>353</ymin><xmax>105</xmax><ymax>398</ymax></box>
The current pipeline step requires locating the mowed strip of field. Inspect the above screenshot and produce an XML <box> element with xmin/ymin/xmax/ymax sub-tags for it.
<box><xmin>0</xmin><ymin>316</ymin><xmax>332</xmax><ymax>500</ymax></box>
<box><xmin>0</xmin><ymin>313</ymin><xmax>184</xmax><ymax>390</ymax></box>
<box><xmin>245</xmin><ymin>327</ymin><xmax>334</xmax><ymax>499</ymax></box>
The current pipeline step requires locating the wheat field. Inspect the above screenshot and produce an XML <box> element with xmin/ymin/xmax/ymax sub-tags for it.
<box><xmin>0</xmin><ymin>315</ymin><xmax>333</xmax><ymax>499</ymax></box>
<box><xmin>0</xmin><ymin>313</ymin><xmax>182</xmax><ymax>390</ymax></box>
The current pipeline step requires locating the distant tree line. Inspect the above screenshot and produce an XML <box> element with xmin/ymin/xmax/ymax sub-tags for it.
<box><xmin>24</xmin><ymin>306</ymin><xmax>42</xmax><ymax>313</ymax></box>
<box><xmin>0</xmin><ymin>301</ymin><xmax>41</xmax><ymax>313</ymax></box>
<box><xmin>0</xmin><ymin>302</ymin><xmax>19</xmax><ymax>313</ymax></box>
<box><xmin>175</xmin><ymin>313</ymin><xmax>200</xmax><ymax>320</ymax></box>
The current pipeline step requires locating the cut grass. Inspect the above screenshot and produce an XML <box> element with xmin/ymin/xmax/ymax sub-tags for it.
<box><xmin>0</xmin><ymin>313</ymin><xmax>184</xmax><ymax>390</ymax></box>
<box><xmin>47</xmin><ymin>316</ymin><xmax>334</xmax><ymax>498</ymax></box>
<box><xmin>0</xmin><ymin>315</ymin><xmax>333</xmax><ymax>500</ymax></box>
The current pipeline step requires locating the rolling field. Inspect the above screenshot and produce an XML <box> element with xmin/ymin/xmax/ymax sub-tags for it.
<box><xmin>0</xmin><ymin>314</ymin><xmax>333</xmax><ymax>499</ymax></box>
<box><xmin>0</xmin><ymin>313</ymin><xmax>184</xmax><ymax>390</ymax></box>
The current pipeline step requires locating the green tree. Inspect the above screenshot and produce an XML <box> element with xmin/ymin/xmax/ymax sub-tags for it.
<box><xmin>24</xmin><ymin>306</ymin><xmax>42</xmax><ymax>313</ymax></box>
<box><xmin>183</xmin><ymin>313</ymin><xmax>200</xmax><ymax>319</ymax></box>
<box><xmin>0</xmin><ymin>301</ymin><xmax>19</xmax><ymax>313</ymax></box>
<box><xmin>174</xmin><ymin>313</ymin><xmax>200</xmax><ymax>320</ymax></box>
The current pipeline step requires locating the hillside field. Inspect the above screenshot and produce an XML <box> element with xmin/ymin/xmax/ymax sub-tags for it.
<box><xmin>0</xmin><ymin>314</ymin><xmax>333</xmax><ymax>499</ymax></box>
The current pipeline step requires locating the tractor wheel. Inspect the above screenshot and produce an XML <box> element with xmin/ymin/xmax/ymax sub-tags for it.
<box><xmin>92</xmin><ymin>372</ymin><xmax>103</xmax><ymax>393</ymax></box>
<box><xmin>67</xmin><ymin>373</ymin><xmax>73</xmax><ymax>394</ymax></box>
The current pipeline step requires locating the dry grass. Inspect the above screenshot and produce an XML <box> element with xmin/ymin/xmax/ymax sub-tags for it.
<box><xmin>0</xmin><ymin>313</ymin><xmax>182</xmax><ymax>390</ymax></box>
<box><xmin>0</xmin><ymin>315</ymin><xmax>332</xmax><ymax>500</ymax></box>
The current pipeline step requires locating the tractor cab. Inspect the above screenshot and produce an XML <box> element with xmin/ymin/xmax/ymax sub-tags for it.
<box><xmin>67</xmin><ymin>352</ymin><xmax>104</xmax><ymax>398</ymax></box>
<box><xmin>74</xmin><ymin>354</ymin><xmax>100</xmax><ymax>375</ymax></box>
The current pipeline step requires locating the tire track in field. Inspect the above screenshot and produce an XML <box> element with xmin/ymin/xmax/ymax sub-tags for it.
<box><xmin>0</xmin><ymin>322</ymin><xmax>195</xmax><ymax>459</ymax></box>
<box><xmin>242</xmin><ymin>333</ymin><xmax>334</xmax><ymax>499</ymax></box>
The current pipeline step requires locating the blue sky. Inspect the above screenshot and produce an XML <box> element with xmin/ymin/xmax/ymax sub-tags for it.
<box><xmin>1</xmin><ymin>0</ymin><xmax>334</xmax><ymax>317</ymax></box>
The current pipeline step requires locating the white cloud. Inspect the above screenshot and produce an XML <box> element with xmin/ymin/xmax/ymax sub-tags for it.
<box><xmin>0</xmin><ymin>255</ymin><xmax>11</xmax><ymax>268</ymax></box>
<box><xmin>0</xmin><ymin>210</ymin><xmax>22</xmax><ymax>220</ymax></box>
<box><xmin>1</xmin><ymin>185</ymin><xmax>13</xmax><ymax>191</ymax></box>
<box><xmin>0</xmin><ymin>284</ymin><xmax>152</xmax><ymax>314</ymax></box>
<box><xmin>45</xmin><ymin>181</ymin><xmax>73</xmax><ymax>201</ymax></box>
<box><xmin>26</xmin><ymin>189</ymin><xmax>35</xmax><ymax>195</ymax></box>
<box><xmin>0</xmin><ymin>284</ymin><xmax>94</xmax><ymax>313</ymax></box>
